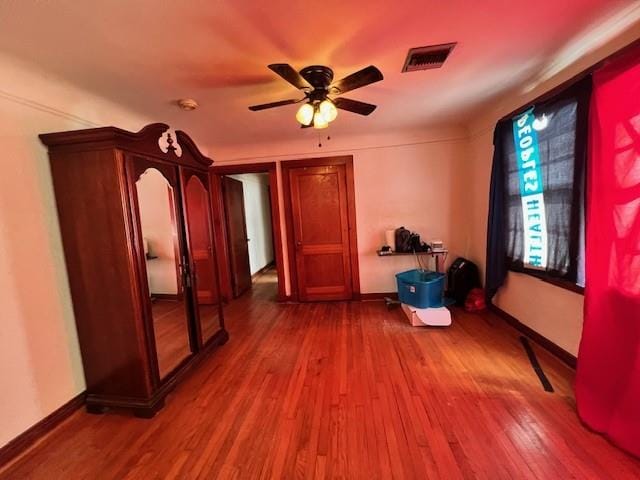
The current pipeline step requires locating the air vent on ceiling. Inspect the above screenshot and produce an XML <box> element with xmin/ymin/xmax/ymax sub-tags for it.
<box><xmin>402</xmin><ymin>43</ymin><xmax>457</xmax><ymax>72</ymax></box>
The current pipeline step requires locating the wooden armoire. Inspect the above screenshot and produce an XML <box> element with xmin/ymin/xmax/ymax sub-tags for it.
<box><xmin>40</xmin><ymin>123</ymin><xmax>227</xmax><ymax>417</ymax></box>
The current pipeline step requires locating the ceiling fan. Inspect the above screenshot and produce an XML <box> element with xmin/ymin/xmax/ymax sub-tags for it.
<box><xmin>248</xmin><ymin>64</ymin><xmax>383</xmax><ymax>129</ymax></box>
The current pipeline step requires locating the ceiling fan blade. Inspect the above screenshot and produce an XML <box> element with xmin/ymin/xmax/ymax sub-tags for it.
<box><xmin>268</xmin><ymin>64</ymin><xmax>311</xmax><ymax>90</ymax></box>
<box><xmin>248</xmin><ymin>99</ymin><xmax>300</xmax><ymax>111</ymax></box>
<box><xmin>331</xmin><ymin>65</ymin><xmax>383</xmax><ymax>94</ymax></box>
<box><xmin>333</xmin><ymin>97</ymin><xmax>377</xmax><ymax>115</ymax></box>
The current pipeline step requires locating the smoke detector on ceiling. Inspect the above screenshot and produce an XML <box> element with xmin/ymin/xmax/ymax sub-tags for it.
<box><xmin>402</xmin><ymin>43</ymin><xmax>457</xmax><ymax>72</ymax></box>
<box><xmin>177</xmin><ymin>98</ymin><xmax>199</xmax><ymax>111</ymax></box>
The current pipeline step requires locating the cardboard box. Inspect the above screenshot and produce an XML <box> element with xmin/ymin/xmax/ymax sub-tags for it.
<box><xmin>401</xmin><ymin>303</ymin><xmax>452</xmax><ymax>327</ymax></box>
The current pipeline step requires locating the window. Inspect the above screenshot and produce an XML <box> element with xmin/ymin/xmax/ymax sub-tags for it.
<box><xmin>486</xmin><ymin>79</ymin><xmax>591</xmax><ymax>296</ymax></box>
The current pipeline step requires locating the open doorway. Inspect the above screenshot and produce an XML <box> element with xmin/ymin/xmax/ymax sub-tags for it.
<box><xmin>210</xmin><ymin>163</ymin><xmax>284</xmax><ymax>303</ymax></box>
<box><xmin>223</xmin><ymin>173</ymin><xmax>275</xmax><ymax>296</ymax></box>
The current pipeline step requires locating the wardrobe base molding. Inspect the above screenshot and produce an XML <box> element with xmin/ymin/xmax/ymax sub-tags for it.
<box><xmin>85</xmin><ymin>328</ymin><xmax>229</xmax><ymax>417</ymax></box>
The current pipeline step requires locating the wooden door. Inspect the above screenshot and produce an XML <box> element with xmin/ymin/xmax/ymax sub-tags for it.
<box><xmin>222</xmin><ymin>176</ymin><xmax>252</xmax><ymax>297</ymax></box>
<box><xmin>184</xmin><ymin>173</ymin><xmax>218</xmax><ymax>304</ymax></box>
<box><xmin>289</xmin><ymin>164</ymin><xmax>353</xmax><ymax>301</ymax></box>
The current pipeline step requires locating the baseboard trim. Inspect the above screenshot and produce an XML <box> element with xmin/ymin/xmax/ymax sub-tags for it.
<box><xmin>151</xmin><ymin>293</ymin><xmax>180</xmax><ymax>301</ymax></box>
<box><xmin>0</xmin><ymin>391</ymin><xmax>86</xmax><ymax>469</ymax></box>
<box><xmin>489</xmin><ymin>304</ymin><xmax>577</xmax><ymax>369</ymax></box>
<box><xmin>360</xmin><ymin>292</ymin><xmax>398</xmax><ymax>301</ymax></box>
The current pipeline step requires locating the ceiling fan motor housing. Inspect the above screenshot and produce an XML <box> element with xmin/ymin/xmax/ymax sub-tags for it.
<box><xmin>300</xmin><ymin>65</ymin><xmax>334</xmax><ymax>91</ymax></box>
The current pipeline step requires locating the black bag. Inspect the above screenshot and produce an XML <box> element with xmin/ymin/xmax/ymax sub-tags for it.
<box><xmin>408</xmin><ymin>234</ymin><xmax>432</xmax><ymax>252</ymax></box>
<box><xmin>446</xmin><ymin>257</ymin><xmax>480</xmax><ymax>305</ymax></box>
<box><xmin>395</xmin><ymin>227</ymin><xmax>412</xmax><ymax>253</ymax></box>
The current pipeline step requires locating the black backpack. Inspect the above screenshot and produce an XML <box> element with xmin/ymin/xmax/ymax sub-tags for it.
<box><xmin>446</xmin><ymin>257</ymin><xmax>480</xmax><ymax>305</ymax></box>
<box><xmin>395</xmin><ymin>227</ymin><xmax>412</xmax><ymax>253</ymax></box>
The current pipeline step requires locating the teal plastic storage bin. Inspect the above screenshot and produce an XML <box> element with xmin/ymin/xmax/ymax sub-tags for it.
<box><xmin>395</xmin><ymin>269</ymin><xmax>445</xmax><ymax>309</ymax></box>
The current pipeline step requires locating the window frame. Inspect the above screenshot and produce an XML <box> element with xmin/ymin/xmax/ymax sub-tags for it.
<box><xmin>499</xmin><ymin>80</ymin><xmax>591</xmax><ymax>295</ymax></box>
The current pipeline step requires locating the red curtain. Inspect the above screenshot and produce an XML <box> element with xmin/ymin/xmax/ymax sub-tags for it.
<box><xmin>576</xmin><ymin>45</ymin><xmax>640</xmax><ymax>457</ymax></box>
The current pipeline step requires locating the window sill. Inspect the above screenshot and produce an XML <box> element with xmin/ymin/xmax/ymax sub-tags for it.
<box><xmin>530</xmin><ymin>273</ymin><xmax>584</xmax><ymax>295</ymax></box>
<box><xmin>508</xmin><ymin>265</ymin><xmax>585</xmax><ymax>295</ymax></box>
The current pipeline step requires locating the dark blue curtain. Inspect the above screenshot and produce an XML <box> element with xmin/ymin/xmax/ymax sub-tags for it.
<box><xmin>485</xmin><ymin>122</ymin><xmax>508</xmax><ymax>301</ymax></box>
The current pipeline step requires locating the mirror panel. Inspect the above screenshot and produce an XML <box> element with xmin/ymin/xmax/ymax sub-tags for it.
<box><xmin>136</xmin><ymin>167</ymin><xmax>191</xmax><ymax>379</ymax></box>
<box><xmin>185</xmin><ymin>174</ymin><xmax>221</xmax><ymax>343</ymax></box>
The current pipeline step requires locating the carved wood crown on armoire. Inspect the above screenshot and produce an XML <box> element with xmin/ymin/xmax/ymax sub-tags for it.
<box><xmin>40</xmin><ymin>123</ymin><xmax>227</xmax><ymax>418</ymax></box>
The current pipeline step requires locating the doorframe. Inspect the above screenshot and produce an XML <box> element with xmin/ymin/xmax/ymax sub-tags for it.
<box><xmin>281</xmin><ymin>155</ymin><xmax>360</xmax><ymax>301</ymax></box>
<box><xmin>209</xmin><ymin>162</ymin><xmax>286</xmax><ymax>302</ymax></box>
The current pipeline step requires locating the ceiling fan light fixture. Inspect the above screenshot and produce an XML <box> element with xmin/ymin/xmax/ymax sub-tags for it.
<box><xmin>296</xmin><ymin>103</ymin><xmax>314</xmax><ymax>125</ymax></box>
<box><xmin>319</xmin><ymin>99</ymin><xmax>338</xmax><ymax>123</ymax></box>
<box><xmin>313</xmin><ymin>109</ymin><xmax>329</xmax><ymax>129</ymax></box>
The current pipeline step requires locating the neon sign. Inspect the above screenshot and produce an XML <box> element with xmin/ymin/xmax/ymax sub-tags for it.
<box><xmin>512</xmin><ymin>109</ymin><xmax>548</xmax><ymax>268</ymax></box>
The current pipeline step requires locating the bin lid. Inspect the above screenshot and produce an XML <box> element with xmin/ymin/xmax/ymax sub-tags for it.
<box><xmin>395</xmin><ymin>269</ymin><xmax>444</xmax><ymax>284</ymax></box>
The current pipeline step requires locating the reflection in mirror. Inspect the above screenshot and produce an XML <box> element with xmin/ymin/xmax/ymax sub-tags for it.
<box><xmin>185</xmin><ymin>175</ymin><xmax>220</xmax><ymax>343</ymax></box>
<box><xmin>136</xmin><ymin>168</ymin><xmax>191</xmax><ymax>379</ymax></box>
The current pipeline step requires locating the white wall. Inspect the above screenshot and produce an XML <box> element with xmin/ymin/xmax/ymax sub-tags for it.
<box><xmin>228</xmin><ymin>173</ymin><xmax>274</xmax><ymax>276</ymax></box>
<box><xmin>214</xmin><ymin>127</ymin><xmax>470</xmax><ymax>294</ymax></box>
<box><xmin>353</xmin><ymin>140</ymin><xmax>468</xmax><ymax>292</ymax></box>
<box><xmin>0</xmin><ymin>53</ymin><xmax>151</xmax><ymax>449</ymax></box>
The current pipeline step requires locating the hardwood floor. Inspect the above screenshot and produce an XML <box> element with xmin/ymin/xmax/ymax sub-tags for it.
<box><xmin>250</xmin><ymin>265</ymin><xmax>278</xmax><ymax>298</ymax></box>
<box><xmin>2</xmin><ymin>278</ymin><xmax>640</xmax><ymax>479</ymax></box>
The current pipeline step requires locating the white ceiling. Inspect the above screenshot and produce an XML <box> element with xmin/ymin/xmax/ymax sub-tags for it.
<box><xmin>0</xmin><ymin>0</ymin><xmax>638</xmax><ymax>150</ymax></box>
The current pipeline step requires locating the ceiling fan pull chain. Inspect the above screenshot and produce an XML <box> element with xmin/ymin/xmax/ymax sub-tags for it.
<box><xmin>317</xmin><ymin>134</ymin><xmax>332</xmax><ymax>148</ymax></box>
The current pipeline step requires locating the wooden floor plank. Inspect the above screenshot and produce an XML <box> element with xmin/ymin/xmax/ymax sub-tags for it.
<box><xmin>2</xmin><ymin>268</ymin><xmax>639</xmax><ymax>479</ymax></box>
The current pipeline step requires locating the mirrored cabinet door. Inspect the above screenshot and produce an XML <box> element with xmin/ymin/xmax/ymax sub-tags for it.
<box><xmin>134</xmin><ymin>165</ymin><xmax>192</xmax><ymax>379</ymax></box>
<box><xmin>183</xmin><ymin>171</ymin><xmax>222</xmax><ymax>344</ymax></box>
